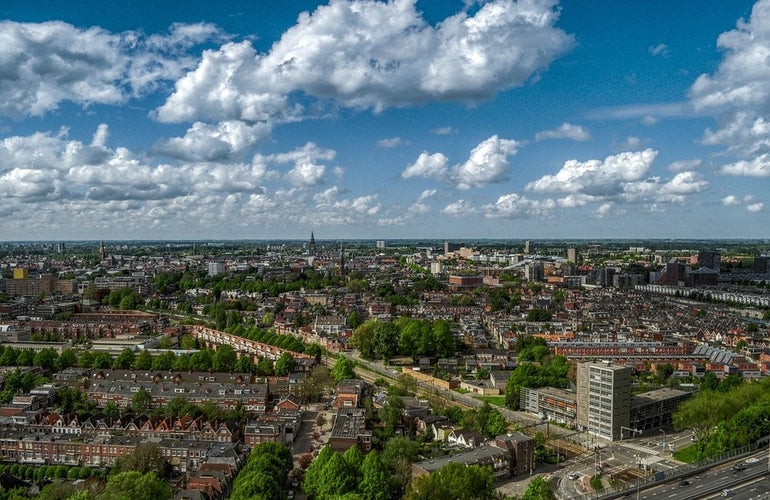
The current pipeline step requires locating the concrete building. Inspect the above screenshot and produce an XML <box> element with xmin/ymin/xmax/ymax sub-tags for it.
<box><xmin>576</xmin><ymin>361</ymin><xmax>631</xmax><ymax>441</ymax></box>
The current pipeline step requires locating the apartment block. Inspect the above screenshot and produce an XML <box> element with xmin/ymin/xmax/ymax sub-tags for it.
<box><xmin>576</xmin><ymin>361</ymin><xmax>631</xmax><ymax>441</ymax></box>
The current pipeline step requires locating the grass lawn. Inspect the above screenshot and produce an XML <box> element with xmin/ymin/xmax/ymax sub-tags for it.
<box><xmin>478</xmin><ymin>395</ymin><xmax>506</xmax><ymax>407</ymax></box>
<box><xmin>672</xmin><ymin>445</ymin><xmax>700</xmax><ymax>463</ymax></box>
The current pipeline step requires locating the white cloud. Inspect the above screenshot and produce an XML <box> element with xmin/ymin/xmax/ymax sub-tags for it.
<box><xmin>535</xmin><ymin>122</ymin><xmax>590</xmax><ymax>141</ymax></box>
<box><xmin>689</xmin><ymin>1</ymin><xmax>770</xmax><ymax>157</ymax></box>
<box><xmin>722</xmin><ymin>195</ymin><xmax>741</xmax><ymax>206</ymax></box>
<box><xmin>417</xmin><ymin>189</ymin><xmax>437</xmax><ymax>202</ymax></box>
<box><xmin>747</xmin><ymin>202</ymin><xmax>764</xmax><ymax>212</ymax></box>
<box><xmin>484</xmin><ymin>193</ymin><xmax>556</xmax><ymax>218</ymax></box>
<box><xmin>443</xmin><ymin>200</ymin><xmax>476</xmax><ymax>216</ymax></box>
<box><xmin>0</xmin><ymin>20</ymin><xmax>220</xmax><ymax>118</ymax></box>
<box><xmin>452</xmin><ymin>135</ymin><xmax>520</xmax><ymax>189</ymax></box>
<box><xmin>377</xmin><ymin>137</ymin><xmax>404</xmax><ymax>148</ymax></box>
<box><xmin>526</xmin><ymin>149</ymin><xmax>657</xmax><ymax>196</ymax></box>
<box><xmin>593</xmin><ymin>202</ymin><xmax>613</xmax><ymax>218</ymax></box>
<box><xmin>648</xmin><ymin>43</ymin><xmax>669</xmax><ymax>57</ymax></box>
<box><xmin>156</xmin><ymin>0</ymin><xmax>573</xmax><ymax>122</ymax></box>
<box><xmin>401</xmin><ymin>152</ymin><xmax>450</xmax><ymax>180</ymax></box>
<box><xmin>720</xmin><ymin>154</ymin><xmax>770</xmax><ymax>176</ymax></box>
<box><xmin>431</xmin><ymin>126</ymin><xmax>456</xmax><ymax>135</ymax></box>
<box><xmin>267</xmin><ymin>142</ymin><xmax>335</xmax><ymax>187</ymax></box>
<box><xmin>152</xmin><ymin>120</ymin><xmax>271</xmax><ymax>161</ymax></box>
<box><xmin>667</xmin><ymin>158</ymin><xmax>702</xmax><ymax>172</ymax></box>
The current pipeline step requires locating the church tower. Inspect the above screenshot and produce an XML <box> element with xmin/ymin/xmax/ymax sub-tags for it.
<box><xmin>339</xmin><ymin>243</ymin><xmax>346</xmax><ymax>277</ymax></box>
<box><xmin>99</xmin><ymin>241</ymin><xmax>106</xmax><ymax>262</ymax></box>
<box><xmin>309</xmin><ymin>231</ymin><xmax>317</xmax><ymax>257</ymax></box>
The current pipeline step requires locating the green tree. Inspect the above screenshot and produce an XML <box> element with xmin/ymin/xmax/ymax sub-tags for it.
<box><xmin>304</xmin><ymin>446</ymin><xmax>335</xmax><ymax>498</ymax></box>
<box><xmin>375</xmin><ymin>321</ymin><xmax>401</xmax><ymax>361</ymax></box>
<box><xmin>33</xmin><ymin>348</ymin><xmax>59</xmax><ymax>371</ymax></box>
<box><xmin>56</xmin><ymin>349</ymin><xmax>78</xmax><ymax>371</ymax></box>
<box><xmin>113</xmin><ymin>442</ymin><xmax>170</xmax><ymax>478</ymax></box>
<box><xmin>380</xmin><ymin>395</ymin><xmax>406</xmax><ymax>436</ymax></box>
<box><xmin>332</xmin><ymin>356</ymin><xmax>356</xmax><ymax>382</ymax></box>
<box><xmin>132</xmin><ymin>387</ymin><xmax>152</xmax><ymax>415</ymax></box>
<box><xmin>316</xmin><ymin>452</ymin><xmax>358</xmax><ymax>498</ymax></box>
<box><xmin>403</xmin><ymin>462</ymin><xmax>495</xmax><ymax>500</ymax></box>
<box><xmin>382</xmin><ymin>437</ymin><xmax>419</xmax><ymax>492</ymax></box>
<box><xmin>152</xmin><ymin>351</ymin><xmax>176</xmax><ymax>371</ymax></box>
<box><xmin>97</xmin><ymin>471</ymin><xmax>170</xmax><ymax>500</ymax></box>
<box><xmin>274</xmin><ymin>352</ymin><xmax>296</xmax><ymax>376</ymax></box>
<box><xmin>213</xmin><ymin>344</ymin><xmax>237</xmax><ymax>372</ymax></box>
<box><xmin>522</xmin><ymin>476</ymin><xmax>554</xmax><ymax>500</ymax></box>
<box><xmin>360</xmin><ymin>450</ymin><xmax>395</xmax><ymax>500</ymax></box>
<box><xmin>133</xmin><ymin>350</ymin><xmax>153</xmax><ymax>370</ymax></box>
<box><xmin>351</xmin><ymin>319</ymin><xmax>379</xmax><ymax>359</ymax></box>
<box><xmin>113</xmin><ymin>349</ymin><xmax>135</xmax><ymax>369</ymax></box>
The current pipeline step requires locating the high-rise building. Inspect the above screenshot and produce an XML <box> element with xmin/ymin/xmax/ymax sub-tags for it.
<box><xmin>567</xmin><ymin>247</ymin><xmax>577</xmax><ymax>263</ymax></box>
<box><xmin>696</xmin><ymin>251</ymin><xmax>721</xmax><ymax>272</ymax></box>
<box><xmin>208</xmin><ymin>262</ymin><xmax>225</xmax><ymax>277</ymax></box>
<box><xmin>309</xmin><ymin>231</ymin><xmax>317</xmax><ymax>257</ymax></box>
<box><xmin>576</xmin><ymin>361</ymin><xmax>631</xmax><ymax>441</ymax></box>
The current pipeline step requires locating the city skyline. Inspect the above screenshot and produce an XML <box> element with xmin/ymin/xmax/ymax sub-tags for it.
<box><xmin>1</xmin><ymin>0</ymin><xmax>768</xmax><ymax>241</ymax></box>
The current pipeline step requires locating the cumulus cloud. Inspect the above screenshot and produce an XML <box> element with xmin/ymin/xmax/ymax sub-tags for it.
<box><xmin>402</xmin><ymin>152</ymin><xmax>450</xmax><ymax>181</ymax></box>
<box><xmin>152</xmin><ymin>120</ymin><xmax>271</xmax><ymax>161</ymax></box>
<box><xmin>443</xmin><ymin>200</ymin><xmax>476</xmax><ymax>216</ymax></box>
<box><xmin>0</xmin><ymin>20</ymin><xmax>221</xmax><ymax>118</ymax></box>
<box><xmin>720</xmin><ymin>154</ymin><xmax>770</xmax><ymax>176</ymax></box>
<box><xmin>431</xmin><ymin>126</ymin><xmax>456</xmax><ymax>135</ymax></box>
<box><xmin>156</xmin><ymin>0</ymin><xmax>573</xmax><ymax>122</ymax></box>
<box><xmin>747</xmin><ymin>202</ymin><xmax>764</xmax><ymax>212</ymax></box>
<box><xmin>484</xmin><ymin>193</ymin><xmax>556</xmax><ymax>218</ymax></box>
<box><xmin>403</xmin><ymin>135</ymin><xmax>519</xmax><ymax>188</ymax></box>
<box><xmin>453</xmin><ymin>135</ymin><xmax>520</xmax><ymax>189</ymax></box>
<box><xmin>689</xmin><ymin>0</ymin><xmax>770</xmax><ymax>157</ymax></box>
<box><xmin>722</xmin><ymin>195</ymin><xmax>741</xmax><ymax>206</ymax></box>
<box><xmin>266</xmin><ymin>142</ymin><xmax>335</xmax><ymax>187</ymax></box>
<box><xmin>524</xmin><ymin>149</ymin><xmax>709</xmax><ymax>208</ymax></box>
<box><xmin>526</xmin><ymin>149</ymin><xmax>657</xmax><ymax>196</ymax></box>
<box><xmin>534</xmin><ymin>122</ymin><xmax>590</xmax><ymax>141</ymax></box>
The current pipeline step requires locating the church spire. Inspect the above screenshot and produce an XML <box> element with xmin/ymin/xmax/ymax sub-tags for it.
<box><xmin>309</xmin><ymin>231</ymin><xmax>316</xmax><ymax>257</ymax></box>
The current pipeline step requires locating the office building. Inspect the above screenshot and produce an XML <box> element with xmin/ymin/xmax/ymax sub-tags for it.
<box><xmin>576</xmin><ymin>361</ymin><xmax>631</xmax><ymax>441</ymax></box>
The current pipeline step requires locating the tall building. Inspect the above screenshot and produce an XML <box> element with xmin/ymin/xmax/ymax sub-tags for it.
<box><xmin>524</xmin><ymin>240</ymin><xmax>532</xmax><ymax>254</ymax></box>
<box><xmin>309</xmin><ymin>231</ymin><xmax>317</xmax><ymax>257</ymax></box>
<box><xmin>576</xmin><ymin>361</ymin><xmax>631</xmax><ymax>441</ymax></box>
<box><xmin>207</xmin><ymin>262</ymin><xmax>225</xmax><ymax>277</ymax></box>
<box><xmin>567</xmin><ymin>247</ymin><xmax>577</xmax><ymax>263</ymax></box>
<box><xmin>696</xmin><ymin>250</ymin><xmax>721</xmax><ymax>272</ymax></box>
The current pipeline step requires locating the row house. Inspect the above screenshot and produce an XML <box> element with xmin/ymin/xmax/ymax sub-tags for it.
<box><xmin>0</xmin><ymin>432</ymin><xmax>140</xmax><ymax>467</ymax></box>
<box><xmin>0</xmin><ymin>430</ymin><xmax>244</xmax><ymax>472</ymax></box>
<box><xmin>190</xmin><ymin>325</ymin><xmax>315</xmax><ymax>370</ymax></box>
<box><xmin>87</xmin><ymin>379</ymin><xmax>269</xmax><ymax>413</ymax></box>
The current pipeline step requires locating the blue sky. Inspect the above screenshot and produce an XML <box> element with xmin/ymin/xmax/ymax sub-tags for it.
<box><xmin>0</xmin><ymin>0</ymin><xmax>768</xmax><ymax>241</ymax></box>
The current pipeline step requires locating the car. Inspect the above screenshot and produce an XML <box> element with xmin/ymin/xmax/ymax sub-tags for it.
<box><xmin>722</xmin><ymin>489</ymin><xmax>733</xmax><ymax>497</ymax></box>
<box><xmin>679</xmin><ymin>480</ymin><xmax>690</xmax><ymax>487</ymax></box>
<box><xmin>733</xmin><ymin>463</ymin><xmax>746</xmax><ymax>471</ymax></box>
<box><xmin>745</xmin><ymin>457</ymin><xmax>760</xmax><ymax>464</ymax></box>
<box><xmin>568</xmin><ymin>473</ymin><xmax>580</xmax><ymax>480</ymax></box>
<box><xmin>287</xmin><ymin>492</ymin><xmax>295</xmax><ymax>500</ymax></box>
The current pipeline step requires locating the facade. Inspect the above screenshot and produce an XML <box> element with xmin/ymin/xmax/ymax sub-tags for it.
<box><xmin>520</xmin><ymin>386</ymin><xmax>577</xmax><ymax>427</ymax></box>
<box><xmin>576</xmin><ymin>361</ymin><xmax>632</xmax><ymax>441</ymax></box>
<box><xmin>629</xmin><ymin>387</ymin><xmax>692</xmax><ymax>432</ymax></box>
